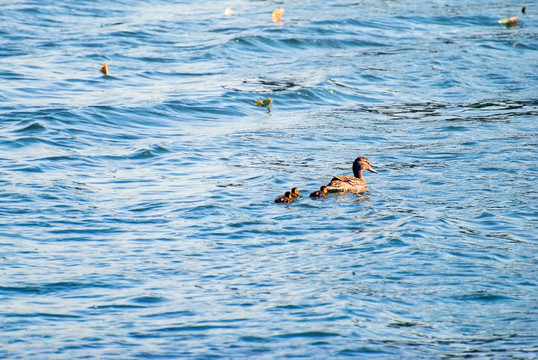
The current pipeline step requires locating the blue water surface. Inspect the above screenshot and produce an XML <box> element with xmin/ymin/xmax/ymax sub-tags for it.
<box><xmin>1</xmin><ymin>0</ymin><xmax>537</xmax><ymax>358</ymax></box>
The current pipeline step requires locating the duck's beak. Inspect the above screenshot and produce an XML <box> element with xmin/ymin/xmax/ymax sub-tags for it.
<box><xmin>368</xmin><ymin>167</ymin><xmax>378</xmax><ymax>174</ymax></box>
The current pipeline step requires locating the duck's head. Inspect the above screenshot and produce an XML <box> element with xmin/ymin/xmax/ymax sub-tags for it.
<box><xmin>320</xmin><ymin>186</ymin><xmax>328</xmax><ymax>195</ymax></box>
<box><xmin>291</xmin><ymin>187</ymin><xmax>300</xmax><ymax>197</ymax></box>
<box><xmin>352</xmin><ymin>156</ymin><xmax>377</xmax><ymax>178</ymax></box>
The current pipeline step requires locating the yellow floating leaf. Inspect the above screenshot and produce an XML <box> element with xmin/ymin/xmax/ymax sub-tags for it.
<box><xmin>272</xmin><ymin>8</ymin><xmax>284</xmax><ymax>22</ymax></box>
<box><xmin>224</xmin><ymin>7</ymin><xmax>234</xmax><ymax>16</ymax></box>
<box><xmin>256</xmin><ymin>98</ymin><xmax>273</xmax><ymax>107</ymax></box>
<box><xmin>100</xmin><ymin>62</ymin><xmax>109</xmax><ymax>76</ymax></box>
<box><xmin>255</xmin><ymin>98</ymin><xmax>273</xmax><ymax>112</ymax></box>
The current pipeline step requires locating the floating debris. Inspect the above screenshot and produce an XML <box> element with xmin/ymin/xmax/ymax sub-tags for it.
<box><xmin>272</xmin><ymin>8</ymin><xmax>284</xmax><ymax>22</ymax></box>
<box><xmin>225</xmin><ymin>7</ymin><xmax>234</xmax><ymax>16</ymax></box>
<box><xmin>522</xmin><ymin>6</ymin><xmax>526</xmax><ymax>14</ymax></box>
<box><xmin>256</xmin><ymin>98</ymin><xmax>272</xmax><ymax>107</ymax></box>
<box><xmin>100</xmin><ymin>62</ymin><xmax>109</xmax><ymax>76</ymax></box>
<box><xmin>255</xmin><ymin>97</ymin><xmax>273</xmax><ymax>113</ymax></box>
<box><xmin>498</xmin><ymin>16</ymin><xmax>518</xmax><ymax>25</ymax></box>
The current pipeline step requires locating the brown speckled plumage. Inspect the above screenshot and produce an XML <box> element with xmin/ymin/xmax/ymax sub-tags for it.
<box><xmin>310</xmin><ymin>186</ymin><xmax>328</xmax><ymax>198</ymax></box>
<box><xmin>326</xmin><ymin>156</ymin><xmax>377</xmax><ymax>193</ymax></box>
<box><xmin>275</xmin><ymin>191</ymin><xmax>294</xmax><ymax>203</ymax></box>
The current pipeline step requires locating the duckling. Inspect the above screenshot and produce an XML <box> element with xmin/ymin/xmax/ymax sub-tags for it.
<box><xmin>310</xmin><ymin>186</ymin><xmax>328</xmax><ymax>198</ymax></box>
<box><xmin>291</xmin><ymin>187</ymin><xmax>301</xmax><ymax>198</ymax></box>
<box><xmin>326</xmin><ymin>156</ymin><xmax>377</xmax><ymax>193</ymax></box>
<box><xmin>274</xmin><ymin>191</ymin><xmax>293</xmax><ymax>203</ymax></box>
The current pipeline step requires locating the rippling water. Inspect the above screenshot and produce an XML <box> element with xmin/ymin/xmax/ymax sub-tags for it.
<box><xmin>1</xmin><ymin>0</ymin><xmax>537</xmax><ymax>358</ymax></box>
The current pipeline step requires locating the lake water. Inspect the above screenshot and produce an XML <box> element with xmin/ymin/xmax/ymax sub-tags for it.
<box><xmin>1</xmin><ymin>0</ymin><xmax>537</xmax><ymax>358</ymax></box>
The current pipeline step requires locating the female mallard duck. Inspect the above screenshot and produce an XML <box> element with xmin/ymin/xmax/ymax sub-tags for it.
<box><xmin>275</xmin><ymin>191</ymin><xmax>293</xmax><ymax>203</ymax></box>
<box><xmin>310</xmin><ymin>186</ymin><xmax>328</xmax><ymax>198</ymax></box>
<box><xmin>326</xmin><ymin>156</ymin><xmax>377</xmax><ymax>193</ymax></box>
<box><xmin>291</xmin><ymin>187</ymin><xmax>301</xmax><ymax>198</ymax></box>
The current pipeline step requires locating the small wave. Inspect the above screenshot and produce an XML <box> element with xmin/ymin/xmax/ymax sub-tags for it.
<box><xmin>7</xmin><ymin>312</ymin><xmax>82</xmax><ymax>319</ymax></box>
<box><xmin>131</xmin><ymin>295</ymin><xmax>168</xmax><ymax>304</ymax></box>
<box><xmin>92</xmin><ymin>304</ymin><xmax>145</xmax><ymax>310</ymax></box>
<box><xmin>0</xmin><ymin>281</ymin><xmax>114</xmax><ymax>295</ymax></box>
<box><xmin>275</xmin><ymin>331</ymin><xmax>341</xmax><ymax>339</ymax></box>
<box><xmin>451</xmin><ymin>291</ymin><xmax>513</xmax><ymax>302</ymax></box>
<box><xmin>14</xmin><ymin>122</ymin><xmax>46</xmax><ymax>133</ymax></box>
<box><xmin>153</xmin><ymin>324</ymin><xmax>239</xmax><ymax>333</ymax></box>
<box><xmin>129</xmin><ymin>144</ymin><xmax>169</xmax><ymax>160</ymax></box>
<box><xmin>130</xmin><ymin>149</ymin><xmax>155</xmax><ymax>159</ymax></box>
<box><xmin>13</xmin><ymin>165</ymin><xmax>44</xmax><ymax>173</ymax></box>
<box><xmin>229</xmin><ymin>34</ymin><xmax>387</xmax><ymax>52</ymax></box>
<box><xmin>0</xmin><ymin>69</ymin><xmax>27</xmax><ymax>80</ymax></box>
<box><xmin>7</xmin><ymin>136</ymin><xmax>63</xmax><ymax>150</ymax></box>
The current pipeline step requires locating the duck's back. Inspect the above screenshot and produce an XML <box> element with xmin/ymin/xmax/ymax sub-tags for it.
<box><xmin>326</xmin><ymin>175</ymin><xmax>368</xmax><ymax>193</ymax></box>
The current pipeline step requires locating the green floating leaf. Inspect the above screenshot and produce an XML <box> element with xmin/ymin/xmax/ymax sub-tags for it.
<box><xmin>498</xmin><ymin>16</ymin><xmax>518</xmax><ymax>24</ymax></box>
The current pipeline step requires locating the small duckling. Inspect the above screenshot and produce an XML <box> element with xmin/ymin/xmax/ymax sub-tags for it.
<box><xmin>291</xmin><ymin>187</ymin><xmax>301</xmax><ymax>198</ymax></box>
<box><xmin>310</xmin><ymin>186</ymin><xmax>328</xmax><ymax>198</ymax></box>
<box><xmin>275</xmin><ymin>191</ymin><xmax>293</xmax><ymax>203</ymax></box>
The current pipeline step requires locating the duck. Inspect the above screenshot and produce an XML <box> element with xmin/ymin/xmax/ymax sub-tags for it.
<box><xmin>290</xmin><ymin>187</ymin><xmax>301</xmax><ymax>198</ymax></box>
<box><xmin>274</xmin><ymin>191</ymin><xmax>293</xmax><ymax>203</ymax></box>
<box><xmin>326</xmin><ymin>156</ymin><xmax>377</xmax><ymax>193</ymax></box>
<box><xmin>310</xmin><ymin>186</ymin><xmax>328</xmax><ymax>198</ymax></box>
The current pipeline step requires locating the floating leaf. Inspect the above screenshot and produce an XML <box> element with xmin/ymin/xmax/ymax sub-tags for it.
<box><xmin>255</xmin><ymin>98</ymin><xmax>273</xmax><ymax>113</ymax></box>
<box><xmin>262</xmin><ymin>98</ymin><xmax>272</xmax><ymax>107</ymax></box>
<box><xmin>100</xmin><ymin>62</ymin><xmax>109</xmax><ymax>76</ymax></box>
<box><xmin>256</xmin><ymin>98</ymin><xmax>272</xmax><ymax>107</ymax></box>
<box><xmin>272</xmin><ymin>8</ymin><xmax>284</xmax><ymax>22</ymax></box>
<box><xmin>498</xmin><ymin>16</ymin><xmax>518</xmax><ymax>24</ymax></box>
<box><xmin>224</xmin><ymin>7</ymin><xmax>234</xmax><ymax>16</ymax></box>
